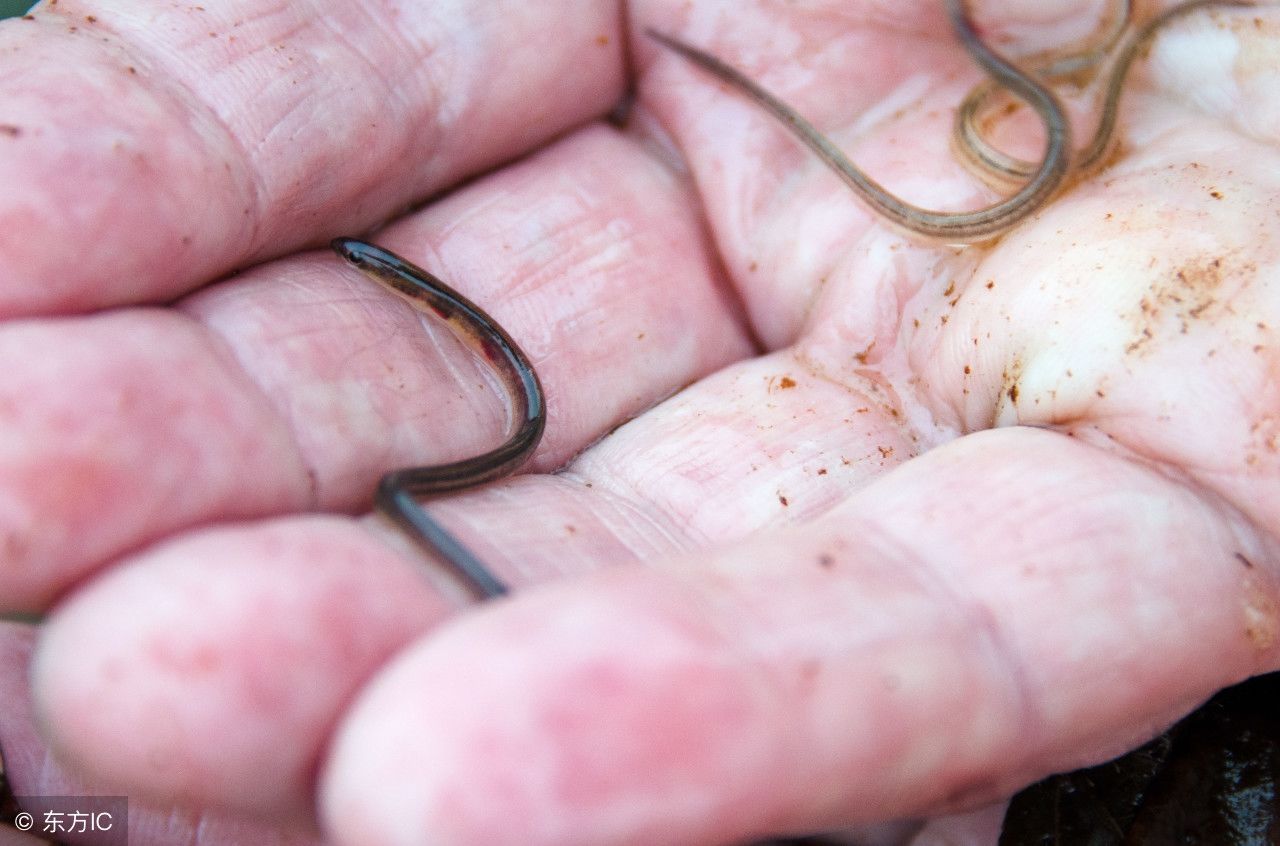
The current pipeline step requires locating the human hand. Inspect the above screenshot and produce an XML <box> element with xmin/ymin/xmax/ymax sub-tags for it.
<box><xmin>2</xmin><ymin>1</ymin><xmax>1279</xmax><ymax>845</ymax></box>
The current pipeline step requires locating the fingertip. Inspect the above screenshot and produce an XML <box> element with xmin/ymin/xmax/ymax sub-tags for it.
<box><xmin>31</xmin><ymin>517</ymin><xmax>447</xmax><ymax>819</ymax></box>
<box><xmin>319</xmin><ymin>577</ymin><xmax>775</xmax><ymax>846</ymax></box>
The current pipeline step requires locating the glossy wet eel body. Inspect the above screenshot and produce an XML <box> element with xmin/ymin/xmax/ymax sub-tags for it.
<box><xmin>331</xmin><ymin>238</ymin><xmax>544</xmax><ymax>599</ymax></box>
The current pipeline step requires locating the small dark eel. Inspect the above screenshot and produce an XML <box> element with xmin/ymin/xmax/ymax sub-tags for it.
<box><xmin>332</xmin><ymin>239</ymin><xmax>544</xmax><ymax>599</ymax></box>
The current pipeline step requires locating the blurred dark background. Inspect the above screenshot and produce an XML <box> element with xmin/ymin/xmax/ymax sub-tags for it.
<box><xmin>0</xmin><ymin>1</ymin><xmax>37</xmax><ymax>20</ymax></box>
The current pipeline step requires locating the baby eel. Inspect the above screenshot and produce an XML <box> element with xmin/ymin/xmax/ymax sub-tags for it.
<box><xmin>650</xmin><ymin>0</ymin><xmax>1254</xmax><ymax>242</ymax></box>
<box><xmin>956</xmin><ymin>0</ymin><xmax>1257</xmax><ymax>188</ymax></box>
<box><xmin>332</xmin><ymin>238</ymin><xmax>545</xmax><ymax>599</ymax></box>
<box><xmin>648</xmin><ymin>0</ymin><xmax>1070</xmax><ymax>242</ymax></box>
<box><xmin>954</xmin><ymin>0</ymin><xmax>1133</xmax><ymax>189</ymax></box>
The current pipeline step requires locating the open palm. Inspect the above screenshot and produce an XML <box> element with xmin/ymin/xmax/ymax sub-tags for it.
<box><xmin>2</xmin><ymin>1</ymin><xmax>1278</xmax><ymax>844</ymax></box>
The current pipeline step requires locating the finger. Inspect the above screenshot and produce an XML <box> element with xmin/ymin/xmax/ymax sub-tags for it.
<box><xmin>317</xmin><ymin>427</ymin><xmax>1279</xmax><ymax>845</ymax></box>
<box><xmin>24</xmin><ymin>347</ymin><xmax>883</xmax><ymax>818</ymax></box>
<box><xmin>0</xmin><ymin>0</ymin><xmax>624</xmax><ymax>316</ymax></box>
<box><xmin>1</xmin><ymin>125</ymin><xmax>752</xmax><ymax>611</ymax></box>
<box><xmin>29</xmin><ymin>518</ymin><xmax>446</xmax><ymax>819</ymax></box>
<box><xmin>0</xmin><ymin>308</ymin><xmax>309</xmax><ymax>611</ymax></box>
<box><xmin>0</xmin><ymin>623</ymin><xmax>324</xmax><ymax>846</ymax></box>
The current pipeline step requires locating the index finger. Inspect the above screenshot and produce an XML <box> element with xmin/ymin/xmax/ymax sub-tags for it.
<box><xmin>0</xmin><ymin>0</ymin><xmax>624</xmax><ymax>316</ymax></box>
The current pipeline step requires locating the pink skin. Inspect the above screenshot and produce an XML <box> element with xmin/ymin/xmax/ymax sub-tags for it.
<box><xmin>2</xmin><ymin>0</ymin><xmax>1279</xmax><ymax>844</ymax></box>
<box><xmin>1</xmin><ymin>624</ymin><xmax>323</xmax><ymax>845</ymax></box>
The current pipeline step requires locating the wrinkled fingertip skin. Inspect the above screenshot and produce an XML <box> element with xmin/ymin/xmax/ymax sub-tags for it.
<box><xmin>318</xmin><ymin>578</ymin><xmax>780</xmax><ymax>846</ymax></box>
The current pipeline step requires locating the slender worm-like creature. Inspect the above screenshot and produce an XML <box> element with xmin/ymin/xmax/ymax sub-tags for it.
<box><xmin>648</xmin><ymin>0</ymin><xmax>1071</xmax><ymax>242</ymax></box>
<box><xmin>953</xmin><ymin>0</ymin><xmax>1133</xmax><ymax>189</ymax></box>
<box><xmin>332</xmin><ymin>239</ymin><xmax>544</xmax><ymax>598</ymax></box>
<box><xmin>650</xmin><ymin>0</ymin><xmax>1256</xmax><ymax>241</ymax></box>
<box><xmin>956</xmin><ymin>0</ymin><xmax>1256</xmax><ymax>188</ymax></box>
